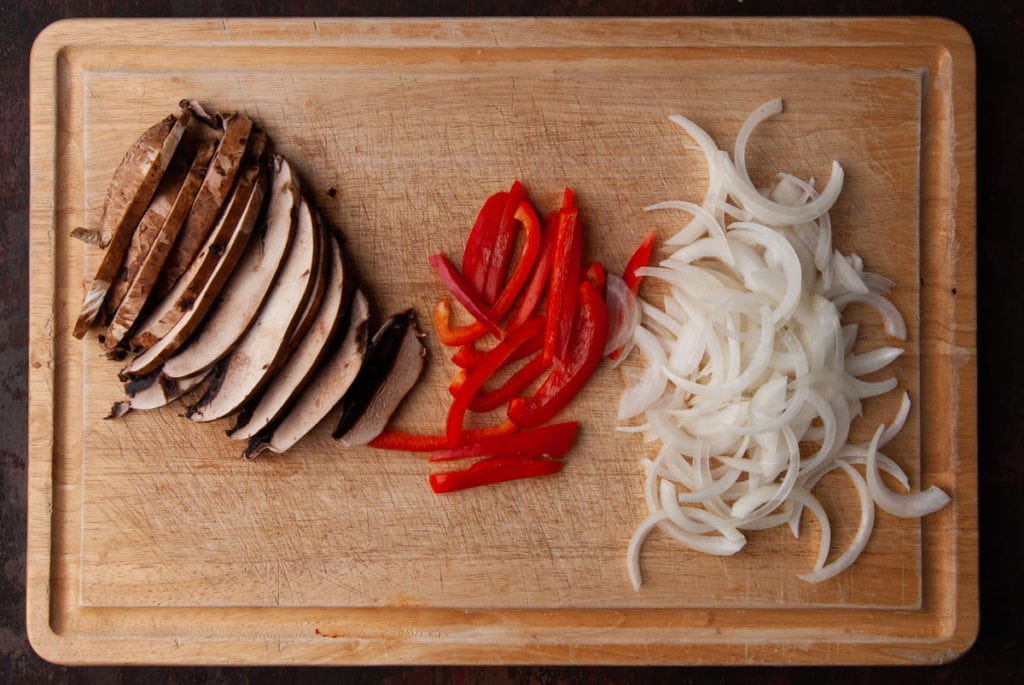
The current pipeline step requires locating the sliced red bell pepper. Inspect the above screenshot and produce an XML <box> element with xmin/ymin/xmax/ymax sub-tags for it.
<box><xmin>623</xmin><ymin>230</ymin><xmax>656</xmax><ymax>294</ymax></box>
<box><xmin>369</xmin><ymin>420</ymin><xmax>518</xmax><ymax>452</ymax></box>
<box><xmin>469</xmin><ymin>352</ymin><xmax>550</xmax><ymax>413</ymax></box>
<box><xmin>428</xmin><ymin>254</ymin><xmax>504</xmax><ymax>339</ymax></box>
<box><xmin>447</xmin><ymin>318</ymin><xmax>545</xmax><ymax>445</ymax></box>
<box><xmin>508</xmin><ymin>209</ymin><xmax>558</xmax><ymax>331</ymax></box>
<box><xmin>451</xmin><ymin>343</ymin><xmax>485</xmax><ymax>369</ymax></box>
<box><xmin>585</xmin><ymin>261</ymin><xmax>606</xmax><ymax>296</ymax></box>
<box><xmin>462</xmin><ymin>190</ymin><xmax>508</xmax><ymax>297</ymax></box>
<box><xmin>428</xmin><ymin>457</ymin><xmax>565</xmax><ymax>494</ymax></box>
<box><xmin>429</xmin><ymin>421</ymin><xmax>578</xmax><ymax>462</ymax></box>
<box><xmin>543</xmin><ymin>195</ymin><xmax>581</xmax><ymax>366</ymax></box>
<box><xmin>431</xmin><ymin>200</ymin><xmax>543</xmax><ymax>347</ymax></box>
<box><xmin>448</xmin><ymin>369</ymin><xmax>468</xmax><ymax>397</ymax></box>
<box><xmin>508</xmin><ymin>279</ymin><xmax>609</xmax><ymax>429</ymax></box>
<box><xmin>452</xmin><ymin>329</ymin><xmax>543</xmax><ymax>371</ymax></box>
<box><xmin>481</xmin><ymin>180</ymin><xmax>526</xmax><ymax>305</ymax></box>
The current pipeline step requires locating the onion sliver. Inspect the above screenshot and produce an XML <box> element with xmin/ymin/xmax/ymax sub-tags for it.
<box><xmin>618</xmin><ymin>326</ymin><xmax>668</xmax><ymax>420</ymax></box>
<box><xmin>619</xmin><ymin>100</ymin><xmax>950</xmax><ymax>590</ymax></box>
<box><xmin>604</xmin><ymin>274</ymin><xmax>641</xmax><ymax>356</ymax></box>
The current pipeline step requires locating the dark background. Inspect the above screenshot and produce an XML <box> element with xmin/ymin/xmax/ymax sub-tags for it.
<box><xmin>2</xmin><ymin>1</ymin><xmax>1020</xmax><ymax>683</ymax></box>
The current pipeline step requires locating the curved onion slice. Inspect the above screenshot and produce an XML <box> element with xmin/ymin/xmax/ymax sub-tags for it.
<box><xmin>620</xmin><ymin>100</ymin><xmax>950</xmax><ymax>590</ymax></box>
<box><xmin>604</xmin><ymin>274</ymin><xmax>641</xmax><ymax>356</ymax></box>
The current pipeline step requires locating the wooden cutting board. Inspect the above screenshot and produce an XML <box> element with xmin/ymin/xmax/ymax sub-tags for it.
<box><xmin>28</xmin><ymin>17</ymin><xmax>977</xmax><ymax>665</ymax></box>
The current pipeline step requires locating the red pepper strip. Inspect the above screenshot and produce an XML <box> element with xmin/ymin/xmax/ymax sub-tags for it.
<box><xmin>623</xmin><ymin>230</ymin><xmax>656</xmax><ymax>293</ymax></box>
<box><xmin>451</xmin><ymin>343</ymin><xmax>485</xmax><ymax>369</ymax></box>
<box><xmin>452</xmin><ymin>329</ymin><xmax>543</xmax><ymax>370</ymax></box>
<box><xmin>562</xmin><ymin>187</ymin><xmax>575</xmax><ymax>209</ymax></box>
<box><xmin>585</xmin><ymin>261</ymin><xmax>606</xmax><ymax>296</ymax></box>
<box><xmin>429</xmin><ymin>457</ymin><xmax>565</xmax><ymax>494</ymax></box>
<box><xmin>447</xmin><ymin>318</ymin><xmax>545</xmax><ymax>445</ymax></box>
<box><xmin>609</xmin><ymin>231</ymin><xmax>656</xmax><ymax>360</ymax></box>
<box><xmin>508</xmin><ymin>210</ymin><xmax>559</xmax><ymax>331</ymax></box>
<box><xmin>469</xmin><ymin>352</ymin><xmax>551</xmax><ymax>413</ymax></box>
<box><xmin>370</xmin><ymin>420</ymin><xmax>517</xmax><ymax>452</ymax></box>
<box><xmin>462</xmin><ymin>190</ymin><xmax>508</xmax><ymax>297</ymax></box>
<box><xmin>543</xmin><ymin>202</ymin><xmax>580</xmax><ymax>365</ymax></box>
<box><xmin>428</xmin><ymin>254</ymin><xmax>504</xmax><ymax>339</ymax></box>
<box><xmin>431</xmin><ymin>200</ymin><xmax>543</xmax><ymax>347</ymax></box>
<box><xmin>481</xmin><ymin>180</ymin><xmax>527</xmax><ymax>305</ymax></box>
<box><xmin>508</xmin><ymin>280</ymin><xmax>609</xmax><ymax>429</ymax></box>
<box><xmin>429</xmin><ymin>421</ymin><xmax>578</xmax><ymax>462</ymax></box>
<box><xmin>448</xmin><ymin>369</ymin><xmax>468</xmax><ymax>397</ymax></box>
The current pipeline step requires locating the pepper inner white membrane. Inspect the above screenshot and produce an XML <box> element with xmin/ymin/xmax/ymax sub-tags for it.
<box><xmin>620</xmin><ymin>100</ymin><xmax>951</xmax><ymax>590</ymax></box>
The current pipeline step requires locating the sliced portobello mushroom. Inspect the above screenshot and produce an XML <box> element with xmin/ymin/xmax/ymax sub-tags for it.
<box><xmin>127</xmin><ymin>134</ymin><xmax>266</xmax><ymax>353</ymax></box>
<box><xmin>107</xmin><ymin>368</ymin><xmax>210</xmax><ymax>418</ymax></box>
<box><xmin>72</xmin><ymin>107</ymin><xmax>191</xmax><ymax>338</ymax></box>
<box><xmin>229</xmin><ymin>231</ymin><xmax>349</xmax><ymax>441</ymax></box>
<box><xmin>187</xmin><ymin>198</ymin><xmax>323</xmax><ymax>423</ymax></box>
<box><xmin>100</xmin><ymin>153</ymin><xmax>192</xmax><ymax>326</ymax></box>
<box><xmin>245</xmin><ymin>288</ymin><xmax>370</xmax><ymax>458</ymax></box>
<box><xmin>102</xmin><ymin>140</ymin><xmax>216</xmax><ymax>350</ymax></box>
<box><xmin>155</xmin><ymin>111</ymin><xmax>255</xmax><ymax>297</ymax></box>
<box><xmin>333</xmin><ymin>309</ymin><xmax>426</xmax><ymax>446</ymax></box>
<box><xmin>161</xmin><ymin>155</ymin><xmax>300</xmax><ymax>380</ymax></box>
<box><xmin>119</xmin><ymin>163</ymin><xmax>267</xmax><ymax>378</ymax></box>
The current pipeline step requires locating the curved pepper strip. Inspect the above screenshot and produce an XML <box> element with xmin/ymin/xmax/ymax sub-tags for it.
<box><xmin>622</xmin><ymin>230</ymin><xmax>656</xmax><ymax>293</ymax></box>
<box><xmin>507</xmin><ymin>210</ymin><xmax>558</xmax><ymax>331</ymax></box>
<box><xmin>469</xmin><ymin>352</ymin><xmax>551</xmax><ymax>413</ymax></box>
<box><xmin>481</xmin><ymin>180</ymin><xmax>527</xmax><ymax>305</ymax></box>
<box><xmin>428</xmin><ymin>254</ymin><xmax>504</xmax><ymax>339</ymax></box>
<box><xmin>429</xmin><ymin>457</ymin><xmax>565</xmax><ymax>494</ymax></box>
<box><xmin>370</xmin><ymin>420</ymin><xmax>517</xmax><ymax>452</ymax></box>
<box><xmin>432</xmin><ymin>200</ymin><xmax>542</xmax><ymax>346</ymax></box>
<box><xmin>462</xmin><ymin>190</ymin><xmax>508</xmax><ymax>297</ymax></box>
<box><xmin>430</xmin><ymin>422</ymin><xmax>578</xmax><ymax>462</ymax></box>
<box><xmin>451</xmin><ymin>331</ymin><xmax>543</xmax><ymax>370</ymax></box>
<box><xmin>446</xmin><ymin>318</ymin><xmax>545</xmax><ymax>445</ymax></box>
<box><xmin>508</xmin><ymin>280</ymin><xmax>609</xmax><ymax>429</ymax></box>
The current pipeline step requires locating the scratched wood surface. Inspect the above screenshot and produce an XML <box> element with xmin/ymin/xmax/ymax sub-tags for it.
<box><xmin>27</xmin><ymin>17</ymin><xmax>976</xmax><ymax>665</ymax></box>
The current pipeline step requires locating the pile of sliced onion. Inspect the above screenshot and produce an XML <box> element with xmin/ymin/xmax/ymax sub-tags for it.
<box><xmin>621</xmin><ymin>100</ymin><xmax>951</xmax><ymax>590</ymax></box>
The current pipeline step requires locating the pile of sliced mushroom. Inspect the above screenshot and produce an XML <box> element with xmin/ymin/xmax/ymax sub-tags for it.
<box><xmin>77</xmin><ymin>101</ymin><xmax>424</xmax><ymax>456</ymax></box>
<box><xmin>620</xmin><ymin>100</ymin><xmax>951</xmax><ymax>589</ymax></box>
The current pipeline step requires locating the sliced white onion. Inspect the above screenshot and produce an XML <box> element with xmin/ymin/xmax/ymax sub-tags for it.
<box><xmin>864</xmin><ymin>425</ymin><xmax>951</xmax><ymax>518</ymax></box>
<box><xmin>617</xmin><ymin>326</ymin><xmax>667</xmax><ymax>420</ymax></box>
<box><xmin>798</xmin><ymin>461</ymin><xmax>874</xmax><ymax>583</ymax></box>
<box><xmin>620</xmin><ymin>100</ymin><xmax>949</xmax><ymax>590</ymax></box>
<box><xmin>604</xmin><ymin>274</ymin><xmax>641</xmax><ymax>357</ymax></box>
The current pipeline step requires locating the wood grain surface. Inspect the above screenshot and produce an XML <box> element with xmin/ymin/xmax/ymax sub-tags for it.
<box><xmin>26</xmin><ymin>17</ymin><xmax>975</xmax><ymax>666</ymax></box>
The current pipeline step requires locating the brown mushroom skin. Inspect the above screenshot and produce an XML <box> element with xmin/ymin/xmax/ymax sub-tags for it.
<box><xmin>331</xmin><ymin>310</ymin><xmax>425</xmax><ymax>443</ymax></box>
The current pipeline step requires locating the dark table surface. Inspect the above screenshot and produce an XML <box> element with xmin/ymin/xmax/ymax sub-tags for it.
<box><xmin>3</xmin><ymin>1</ymin><xmax>1020</xmax><ymax>682</ymax></box>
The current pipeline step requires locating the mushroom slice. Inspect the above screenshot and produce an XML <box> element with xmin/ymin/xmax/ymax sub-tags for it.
<box><xmin>155</xmin><ymin>111</ymin><xmax>255</xmax><ymax>297</ymax></box>
<box><xmin>100</xmin><ymin>154</ymin><xmax>191</xmax><ymax>326</ymax></box>
<box><xmin>245</xmin><ymin>289</ymin><xmax>370</xmax><ymax>457</ymax></box>
<box><xmin>127</xmin><ymin>133</ymin><xmax>266</xmax><ymax>353</ymax></box>
<box><xmin>161</xmin><ymin>155</ymin><xmax>300</xmax><ymax>379</ymax></box>
<box><xmin>282</xmin><ymin>210</ymin><xmax>331</xmax><ymax>352</ymax></box>
<box><xmin>229</xmin><ymin>231</ymin><xmax>349</xmax><ymax>441</ymax></box>
<box><xmin>107</xmin><ymin>368</ymin><xmax>210</xmax><ymax>418</ymax></box>
<box><xmin>333</xmin><ymin>309</ymin><xmax>426</xmax><ymax>447</ymax></box>
<box><xmin>102</xmin><ymin>141</ymin><xmax>216</xmax><ymax>350</ymax></box>
<box><xmin>119</xmin><ymin>163</ymin><xmax>267</xmax><ymax>378</ymax></box>
<box><xmin>187</xmin><ymin>198</ymin><xmax>323</xmax><ymax>423</ymax></box>
<box><xmin>72</xmin><ymin>107</ymin><xmax>191</xmax><ymax>338</ymax></box>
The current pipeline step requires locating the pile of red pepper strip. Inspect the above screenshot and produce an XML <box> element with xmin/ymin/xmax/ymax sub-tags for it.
<box><xmin>370</xmin><ymin>181</ymin><xmax>612</xmax><ymax>493</ymax></box>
